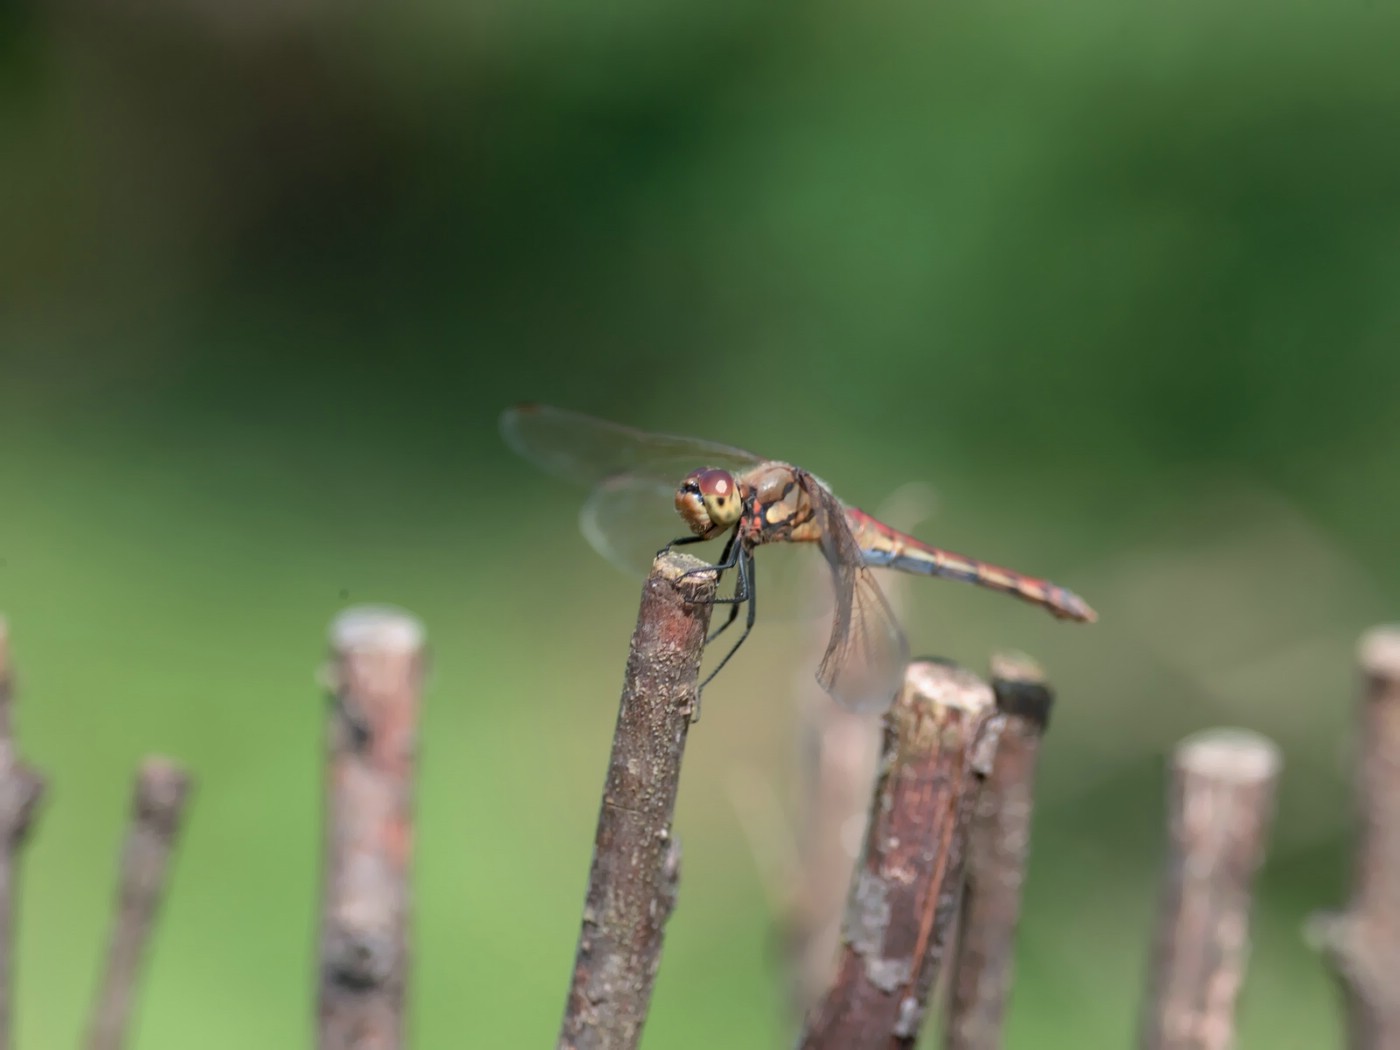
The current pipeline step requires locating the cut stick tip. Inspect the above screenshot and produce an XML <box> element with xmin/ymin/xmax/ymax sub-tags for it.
<box><xmin>988</xmin><ymin>649</ymin><xmax>1046</xmax><ymax>686</ymax></box>
<box><xmin>1174</xmin><ymin>728</ymin><xmax>1282</xmax><ymax>783</ymax></box>
<box><xmin>1358</xmin><ymin>624</ymin><xmax>1400</xmax><ymax>680</ymax></box>
<box><xmin>137</xmin><ymin>756</ymin><xmax>193</xmax><ymax>802</ymax></box>
<box><xmin>904</xmin><ymin>659</ymin><xmax>996</xmax><ymax>715</ymax></box>
<box><xmin>651</xmin><ymin>550</ymin><xmax>716</xmax><ymax>582</ymax></box>
<box><xmin>329</xmin><ymin>605</ymin><xmax>426</xmax><ymax>654</ymax></box>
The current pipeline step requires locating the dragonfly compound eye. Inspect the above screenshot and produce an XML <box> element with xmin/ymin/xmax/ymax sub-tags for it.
<box><xmin>695</xmin><ymin>468</ymin><xmax>743</xmax><ymax>528</ymax></box>
<box><xmin>675</xmin><ymin>470</ymin><xmax>714</xmax><ymax>535</ymax></box>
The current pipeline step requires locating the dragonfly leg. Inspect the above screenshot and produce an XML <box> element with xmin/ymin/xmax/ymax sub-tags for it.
<box><xmin>693</xmin><ymin>547</ymin><xmax>757</xmax><ymax>723</ymax></box>
<box><xmin>704</xmin><ymin>534</ymin><xmax>752</xmax><ymax>638</ymax></box>
<box><xmin>657</xmin><ymin>534</ymin><xmax>707</xmax><ymax>559</ymax></box>
<box><xmin>707</xmin><ymin>601</ymin><xmax>741</xmax><ymax>644</ymax></box>
<box><xmin>675</xmin><ymin>528</ymin><xmax>747</xmax><ymax>604</ymax></box>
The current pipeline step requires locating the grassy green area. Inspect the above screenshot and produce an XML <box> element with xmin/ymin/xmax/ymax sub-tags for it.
<box><xmin>3</xmin><ymin>1</ymin><xmax>1398</xmax><ymax>1045</ymax></box>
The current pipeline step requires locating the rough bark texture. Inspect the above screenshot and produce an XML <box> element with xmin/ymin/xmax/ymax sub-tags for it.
<box><xmin>0</xmin><ymin>617</ymin><xmax>46</xmax><ymax>1050</ymax></box>
<box><xmin>945</xmin><ymin>650</ymin><xmax>1055</xmax><ymax>1050</ymax></box>
<box><xmin>86</xmin><ymin>758</ymin><xmax>194</xmax><ymax>1050</ymax></box>
<box><xmin>319</xmin><ymin>606</ymin><xmax>426</xmax><ymax>1050</ymax></box>
<box><xmin>799</xmin><ymin>658</ymin><xmax>1003</xmax><ymax>1050</ymax></box>
<box><xmin>1140</xmin><ymin>728</ymin><xmax>1282</xmax><ymax>1050</ymax></box>
<box><xmin>1309</xmin><ymin>626</ymin><xmax>1400</xmax><ymax>1050</ymax></box>
<box><xmin>557</xmin><ymin>552</ymin><xmax>717</xmax><ymax>1050</ymax></box>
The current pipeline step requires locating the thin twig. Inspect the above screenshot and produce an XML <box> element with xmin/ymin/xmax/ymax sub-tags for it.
<box><xmin>319</xmin><ymin>606</ymin><xmax>426</xmax><ymax>1050</ymax></box>
<box><xmin>1140</xmin><ymin>728</ymin><xmax>1282</xmax><ymax>1050</ymax></box>
<box><xmin>0</xmin><ymin>617</ymin><xmax>46</xmax><ymax>1050</ymax></box>
<box><xmin>799</xmin><ymin>659</ymin><xmax>1004</xmax><ymax>1050</ymax></box>
<box><xmin>1308</xmin><ymin>625</ymin><xmax>1400</xmax><ymax>1050</ymax></box>
<box><xmin>557</xmin><ymin>552</ymin><xmax>716</xmax><ymax>1050</ymax></box>
<box><xmin>944</xmin><ymin>650</ymin><xmax>1055</xmax><ymax>1050</ymax></box>
<box><xmin>86</xmin><ymin>757</ymin><xmax>194</xmax><ymax>1050</ymax></box>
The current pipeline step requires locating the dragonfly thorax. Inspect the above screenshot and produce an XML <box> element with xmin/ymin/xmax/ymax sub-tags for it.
<box><xmin>675</xmin><ymin>467</ymin><xmax>745</xmax><ymax>537</ymax></box>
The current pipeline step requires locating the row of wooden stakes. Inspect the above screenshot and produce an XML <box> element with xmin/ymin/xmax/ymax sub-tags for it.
<box><xmin>557</xmin><ymin>552</ymin><xmax>1400</xmax><ymax>1050</ymax></box>
<box><xmin>0</xmin><ymin>550</ymin><xmax>1395</xmax><ymax>1049</ymax></box>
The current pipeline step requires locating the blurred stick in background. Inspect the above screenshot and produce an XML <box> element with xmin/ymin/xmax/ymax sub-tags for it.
<box><xmin>799</xmin><ymin>659</ymin><xmax>1003</xmax><ymax>1050</ymax></box>
<box><xmin>783</xmin><ymin>484</ymin><xmax>935</xmax><ymax>1018</ymax></box>
<box><xmin>86</xmin><ymin>758</ymin><xmax>194</xmax><ymax>1050</ymax></box>
<box><xmin>1309</xmin><ymin>625</ymin><xmax>1400</xmax><ymax>1050</ymax></box>
<box><xmin>944</xmin><ymin>651</ymin><xmax>1056</xmax><ymax>1050</ymax></box>
<box><xmin>0</xmin><ymin>617</ymin><xmax>47</xmax><ymax>1050</ymax></box>
<box><xmin>558</xmin><ymin>552</ymin><xmax>716</xmax><ymax>1050</ymax></box>
<box><xmin>319</xmin><ymin>606</ymin><xmax>426</xmax><ymax>1050</ymax></box>
<box><xmin>1140</xmin><ymin>728</ymin><xmax>1282</xmax><ymax>1050</ymax></box>
<box><xmin>784</xmin><ymin>671</ymin><xmax>882</xmax><ymax>1018</ymax></box>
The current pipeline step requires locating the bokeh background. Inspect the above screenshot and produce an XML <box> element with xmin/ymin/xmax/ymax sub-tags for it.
<box><xmin>4</xmin><ymin>1</ymin><xmax>1400</xmax><ymax>1046</ymax></box>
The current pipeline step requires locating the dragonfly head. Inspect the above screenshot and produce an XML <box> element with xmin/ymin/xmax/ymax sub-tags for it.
<box><xmin>676</xmin><ymin>468</ymin><xmax>744</xmax><ymax>535</ymax></box>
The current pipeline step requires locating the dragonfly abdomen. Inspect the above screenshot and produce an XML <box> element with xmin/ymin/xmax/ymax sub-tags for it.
<box><xmin>849</xmin><ymin>510</ymin><xmax>1097</xmax><ymax>623</ymax></box>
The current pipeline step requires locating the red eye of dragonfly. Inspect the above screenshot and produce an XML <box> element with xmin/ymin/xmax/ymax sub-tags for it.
<box><xmin>689</xmin><ymin>468</ymin><xmax>733</xmax><ymax>498</ymax></box>
<box><xmin>501</xmin><ymin>403</ymin><xmax>1096</xmax><ymax>715</ymax></box>
<box><xmin>692</xmin><ymin>469</ymin><xmax>742</xmax><ymax>527</ymax></box>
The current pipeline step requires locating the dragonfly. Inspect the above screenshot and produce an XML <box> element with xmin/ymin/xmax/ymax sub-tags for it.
<box><xmin>501</xmin><ymin>403</ymin><xmax>1095</xmax><ymax>715</ymax></box>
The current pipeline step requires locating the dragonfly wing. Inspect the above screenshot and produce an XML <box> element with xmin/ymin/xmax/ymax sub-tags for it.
<box><xmin>806</xmin><ymin>479</ymin><xmax>910</xmax><ymax>713</ymax></box>
<box><xmin>580</xmin><ymin>473</ymin><xmax>730</xmax><ymax>577</ymax></box>
<box><xmin>501</xmin><ymin>403</ymin><xmax>765</xmax><ymax>487</ymax></box>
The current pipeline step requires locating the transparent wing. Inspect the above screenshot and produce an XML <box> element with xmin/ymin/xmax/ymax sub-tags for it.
<box><xmin>500</xmin><ymin>403</ymin><xmax>765</xmax><ymax>488</ymax></box>
<box><xmin>580</xmin><ymin>474</ymin><xmax>727</xmax><ymax>577</ymax></box>
<box><xmin>807</xmin><ymin>479</ymin><xmax>910</xmax><ymax>713</ymax></box>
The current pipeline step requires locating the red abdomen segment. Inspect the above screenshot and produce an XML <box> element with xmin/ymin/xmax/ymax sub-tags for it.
<box><xmin>845</xmin><ymin>508</ymin><xmax>1097</xmax><ymax>623</ymax></box>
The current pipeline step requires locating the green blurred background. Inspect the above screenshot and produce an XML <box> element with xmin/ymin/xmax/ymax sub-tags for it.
<box><xmin>3</xmin><ymin>0</ymin><xmax>1399</xmax><ymax>1046</ymax></box>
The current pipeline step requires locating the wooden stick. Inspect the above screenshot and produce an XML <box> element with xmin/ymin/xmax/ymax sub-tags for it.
<box><xmin>86</xmin><ymin>758</ymin><xmax>194</xmax><ymax>1050</ymax></box>
<box><xmin>319</xmin><ymin>606</ymin><xmax>426</xmax><ymax>1050</ymax></box>
<box><xmin>0</xmin><ymin>617</ymin><xmax>46</xmax><ymax>1050</ymax></box>
<box><xmin>799</xmin><ymin>659</ymin><xmax>1003</xmax><ymax>1050</ymax></box>
<box><xmin>1308</xmin><ymin>625</ymin><xmax>1400</xmax><ymax>1050</ymax></box>
<box><xmin>557</xmin><ymin>552</ymin><xmax>716</xmax><ymax>1050</ymax></box>
<box><xmin>1140</xmin><ymin>728</ymin><xmax>1282</xmax><ymax>1050</ymax></box>
<box><xmin>785</xmin><ymin>485</ymin><xmax>934</xmax><ymax>1019</ymax></box>
<box><xmin>786</xmin><ymin>692</ymin><xmax>882</xmax><ymax>1018</ymax></box>
<box><xmin>945</xmin><ymin>651</ymin><xmax>1055</xmax><ymax>1050</ymax></box>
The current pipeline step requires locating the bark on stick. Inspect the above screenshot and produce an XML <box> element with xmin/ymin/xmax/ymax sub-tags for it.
<box><xmin>945</xmin><ymin>650</ymin><xmax>1055</xmax><ymax>1050</ymax></box>
<box><xmin>1309</xmin><ymin>626</ymin><xmax>1400</xmax><ymax>1050</ymax></box>
<box><xmin>799</xmin><ymin>658</ymin><xmax>1003</xmax><ymax>1050</ymax></box>
<box><xmin>319</xmin><ymin>606</ymin><xmax>426</xmax><ymax>1050</ymax></box>
<box><xmin>557</xmin><ymin>552</ymin><xmax>716</xmax><ymax>1050</ymax></box>
<box><xmin>86</xmin><ymin>758</ymin><xmax>194</xmax><ymax>1050</ymax></box>
<box><xmin>0</xmin><ymin>617</ymin><xmax>46</xmax><ymax>1050</ymax></box>
<box><xmin>1140</xmin><ymin>728</ymin><xmax>1282</xmax><ymax>1050</ymax></box>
